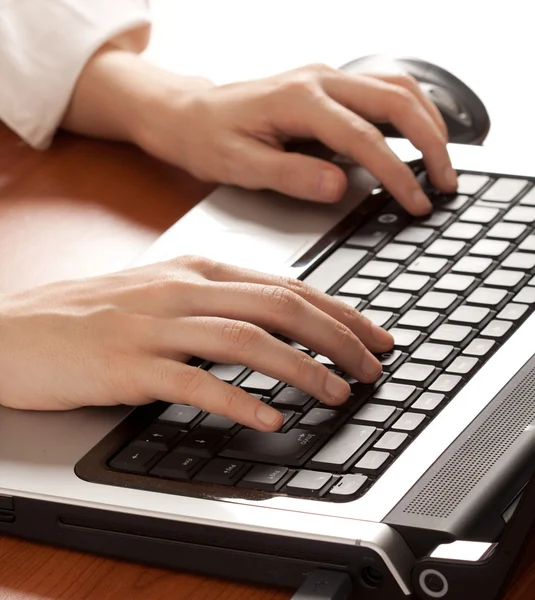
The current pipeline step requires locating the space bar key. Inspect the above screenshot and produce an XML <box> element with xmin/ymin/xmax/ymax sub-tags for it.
<box><xmin>303</xmin><ymin>247</ymin><xmax>369</xmax><ymax>293</ymax></box>
<box><xmin>219</xmin><ymin>429</ymin><xmax>324</xmax><ymax>466</ymax></box>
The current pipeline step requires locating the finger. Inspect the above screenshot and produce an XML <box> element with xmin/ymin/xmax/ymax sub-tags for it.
<box><xmin>179</xmin><ymin>283</ymin><xmax>384</xmax><ymax>382</ymax></box>
<box><xmin>138</xmin><ymin>358</ymin><xmax>284</xmax><ymax>431</ymax></box>
<box><xmin>370</xmin><ymin>73</ymin><xmax>448</xmax><ymax>140</ymax></box>
<box><xmin>201</xmin><ymin>261</ymin><xmax>394</xmax><ymax>353</ymax></box>
<box><xmin>322</xmin><ymin>74</ymin><xmax>457</xmax><ymax>194</ymax></box>
<box><xmin>154</xmin><ymin>316</ymin><xmax>354</xmax><ymax>403</ymax></box>
<box><xmin>228</xmin><ymin>138</ymin><xmax>348</xmax><ymax>203</ymax></box>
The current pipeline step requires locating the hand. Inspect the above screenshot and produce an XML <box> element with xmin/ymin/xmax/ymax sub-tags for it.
<box><xmin>134</xmin><ymin>63</ymin><xmax>457</xmax><ymax>215</ymax></box>
<box><xmin>0</xmin><ymin>256</ymin><xmax>393</xmax><ymax>430</ymax></box>
<box><xmin>63</xmin><ymin>48</ymin><xmax>456</xmax><ymax>216</ymax></box>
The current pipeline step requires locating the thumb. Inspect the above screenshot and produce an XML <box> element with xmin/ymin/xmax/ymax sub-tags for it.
<box><xmin>242</xmin><ymin>141</ymin><xmax>348</xmax><ymax>203</ymax></box>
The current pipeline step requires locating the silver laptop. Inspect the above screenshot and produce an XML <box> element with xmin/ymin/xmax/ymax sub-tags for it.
<box><xmin>2</xmin><ymin>139</ymin><xmax>535</xmax><ymax>600</ymax></box>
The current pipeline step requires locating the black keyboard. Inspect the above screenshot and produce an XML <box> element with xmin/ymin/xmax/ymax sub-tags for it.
<box><xmin>107</xmin><ymin>171</ymin><xmax>535</xmax><ymax>502</ymax></box>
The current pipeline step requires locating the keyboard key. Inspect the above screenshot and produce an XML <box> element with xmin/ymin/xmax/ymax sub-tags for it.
<box><xmin>504</xmin><ymin>206</ymin><xmax>535</xmax><ymax>224</ymax></box>
<box><xmin>487</xmin><ymin>222</ymin><xmax>527</xmax><ymax>241</ymax></box>
<box><xmin>391</xmin><ymin>363</ymin><xmax>437</xmax><ymax>386</ymax></box>
<box><xmin>395</xmin><ymin>226</ymin><xmax>435</xmax><ymax>245</ymax></box>
<box><xmin>358</xmin><ymin>260</ymin><xmax>399</xmax><ymax>280</ymax></box>
<box><xmin>346</xmin><ymin>228</ymin><xmax>388</xmax><ymax>249</ymax></box>
<box><xmin>309</xmin><ymin>425</ymin><xmax>376</xmax><ymax>470</ymax></box>
<box><xmin>514</xmin><ymin>288</ymin><xmax>535</xmax><ymax>304</ymax></box>
<box><xmin>439</xmin><ymin>194</ymin><xmax>470</xmax><ymax>212</ymax></box>
<box><xmin>377</xmin><ymin>349</ymin><xmax>406</xmax><ymax>371</ymax></box>
<box><xmin>435</xmin><ymin>274</ymin><xmax>477</xmax><ymax>293</ymax></box>
<box><xmin>481</xmin><ymin>319</ymin><xmax>513</xmax><ymax>339</ymax></box>
<box><xmin>425</xmin><ymin>239</ymin><xmax>466</xmax><ymax>258</ymax></box>
<box><xmin>390</xmin><ymin>273</ymin><xmax>431</xmax><ymax>292</ymax></box>
<box><xmin>463</xmin><ymin>338</ymin><xmax>496</xmax><ymax>358</ymax></box>
<box><xmin>361</xmin><ymin>309</ymin><xmax>395</xmax><ymax>328</ymax></box>
<box><xmin>221</xmin><ymin>429</ymin><xmax>324</xmax><ymax>466</ymax></box>
<box><xmin>272</xmin><ymin>387</ymin><xmax>312</xmax><ymax>409</ymax></box>
<box><xmin>502</xmin><ymin>252</ymin><xmax>535</xmax><ymax>271</ymax></box>
<box><xmin>498</xmin><ymin>303</ymin><xmax>528</xmax><ymax>321</ymax></box>
<box><xmin>200</xmin><ymin>414</ymin><xmax>238</xmax><ymax>431</ymax></box>
<box><xmin>469</xmin><ymin>239</ymin><xmax>510</xmax><ymax>258</ymax></box>
<box><xmin>443</xmin><ymin>222</ymin><xmax>483</xmax><ymax>240</ymax></box>
<box><xmin>354</xmin><ymin>450</ymin><xmax>390</xmax><ymax>473</ymax></box>
<box><xmin>314</xmin><ymin>354</ymin><xmax>335</xmax><ymax>367</ymax></box>
<box><xmin>304</xmin><ymin>247</ymin><xmax>369</xmax><ymax>293</ymax></box>
<box><xmin>334</xmin><ymin>295</ymin><xmax>366</xmax><ymax>310</ymax></box>
<box><xmin>240</xmin><ymin>465</ymin><xmax>289</xmax><ymax>490</ymax></box>
<box><xmin>466</xmin><ymin>287</ymin><xmax>509</xmax><ymax>308</ymax></box>
<box><xmin>519</xmin><ymin>188</ymin><xmax>535</xmax><ymax>206</ymax></box>
<box><xmin>329</xmin><ymin>474</ymin><xmax>368</xmax><ymax>497</ymax></box>
<box><xmin>481</xmin><ymin>178</ymin><xmax>529</xmax><ymax>202</ymax></box>
<box><xmin>194</xmin><ymin>458</ymin><xmax>248</xmax><ymax>486</ymax></box>
<box><xmin>159</xmin><ymin>404</ymin><xmax>202</xmax><ymax>427</ymax></box>
<box><xmin>451</xmin><ymin>256</ymin><xmax>493</xmax><ymax>276</ymax></box>
<box><xmin>411</xmin><ymin>392</ymin><xmax>446</xmax><ymax>412</ymax></box>
<box><xmin>240</xmin><ymin>372</ymin><xmax>279</xmax><ymax>394</ymax></box>
<box><xmin>407</xmin><ymin>256</ymin><xmax>448</xmax><ymax>275</ymax></box>
<box><xmin>389</xmin><ymin>328</ymin><xmax>424</xmax><ymax>352</ymax></box>
<box><xmin>417</xmin><ymin>291</ymin><xmax>459</xmax><ymax>311</ymax></box>
<box><xmin>180</xmin><ymin>430</ymin><xmax>227</xmax><ymax>457</ymax></box>
<box><xmin>150</xmin><ymin>453</ymin><xmax>202</xmax><ymax>479</ymax></box>
<box><xmin>110</xmin><ymin>446</ymin><xmax>162</xmax><ymax>474</ymax></box>
<box><xmin>339</xmin><ymin>277</ymin><xmax>381</xmax><ymax>297</ymax></box>
<box><xmin>457</xmin><ymin>174</ymin><xmax>490</xmax><ymax>196</ymax></box>
<box><xmin>373</xmin><ymin>382</ymin><xmax>417</xmax><ymax>406</ymax></box>
<box><xmin>418</xmin><ymin>211</ymin><xmax>453</xmax><ymax>228</ymax></box>
<box><xmin>134</xmin><ymin>424</ymin><xmax>183</xmax><ymax>451</ymax></box>
<box><xmin>285</xmin><ymin>470</ymin><xmax>333</xmax><ymax>497</ymax></box>
<box><xmin>430</xmin><ymin>323</ymin><xmax>473</xmax><ymax>345</ymax></box>
<box><xmin>352</xmin><ymin>403</ymin><xmax>397</xmax><ymax>426</ymax></box>
<box><xmin>484</xmin><ymin>269</ymin><xmax>524</xmax><ymax>289</ymax></box>
<box><xmin>446</xmin><ymin>356</ymin><xmax>479</xmax><ymax>375</ymax></box>
<box><xmin>374</xmin><ymin>431</ymin><xmax>409</xmax><ymax>451</ymax></box>
<box><xmin>448</xmin><ymin>305</ymin><xmax>491</xmax><ymax>326</ymax></box>
<box><xmin>299</xmin><ymin>408</ymin><xmax>342</xmax><ymax>431</ymax></box>
<box><xmin>370</xmin><ymin>291</ymin><xmax>412</xmax><ymax>310</ymax></box>
<box><xmin>377</xmin><ymin>242</ymin><xmax>418</xmax><ymax>262</ymax></box>
<box><xmin>209</xmin><ymin>364</ymin><xmax>246</xmax><ymax>382</ymax></box>
<box><xmin>397</xmin><ymin>309</ymin><xmax>441</xmax><ymax>330</ymax></box>
<box><xmin>429</xmin><ymin>374</ymin><xmax>463</xmax><ymax>394</ymax></box>
<box><xmin>392</xmin><ymin>412</ymin><xmax>427</xmax><ymax>432</ymax></box>
<box><xmin>518</xmin><ymin>235</ymin><xmax>535</xmax><ymax>252</ymax></box>
<box><xmin>412</xmin><ymin>343</ymin><xmax>456</xmax><ymax>364</ymax></box>
<box><xmin>460</xmin><ymin>206</ymin><xmax>500</xmax><ymax>224</ymax></box>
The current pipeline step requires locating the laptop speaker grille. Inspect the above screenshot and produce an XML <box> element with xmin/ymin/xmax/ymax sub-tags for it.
<box><xmin>402</xmin><ymin>364</ymin><xmax>535</xmax><ymax>519</ymax></box>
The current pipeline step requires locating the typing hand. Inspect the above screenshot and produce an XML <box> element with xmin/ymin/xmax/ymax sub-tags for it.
<box><xmin>0</xmin><ymin>256</ymin><xmax>393</xmax><ymax>430</ymax></box>
<box><xmin>133</xmin><ymin>64</ymin><xmax>457</xmax><ymax>215</ymax></box>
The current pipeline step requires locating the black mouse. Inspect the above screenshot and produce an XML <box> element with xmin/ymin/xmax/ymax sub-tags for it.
<box><xmin>340</xmin><ymin>54</ymin><xmax>491</xmax><ymax>145</ymax></box>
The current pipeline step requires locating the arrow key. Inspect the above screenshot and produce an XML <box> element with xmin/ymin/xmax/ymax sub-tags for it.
<box><xmin>133</xmin><ymin>424</ymin><xmax>184</xmax><ymax>451</ymax></box>
<box><xmin>178</xmin><ymin>429</ymin><xmax>228</xmax><ymax>457</ymax></box>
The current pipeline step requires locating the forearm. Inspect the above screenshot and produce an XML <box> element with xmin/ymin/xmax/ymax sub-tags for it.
<box><xmin>60</xmin><ymin>44</ymin><xmax>214</xmax><ymax>145</ymax></box>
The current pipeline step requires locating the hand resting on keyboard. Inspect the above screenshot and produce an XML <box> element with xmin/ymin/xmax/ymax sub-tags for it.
<box><xmin>0</xmin><ymin>256</ymin><xmax>393</xmax><ymax>430</ymax></box>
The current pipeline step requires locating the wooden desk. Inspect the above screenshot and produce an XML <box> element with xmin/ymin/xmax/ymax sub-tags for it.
<box><xmin>0</xmin><ymin>124</ymin><xmax>534</xmax><ymax>599</ymax></box>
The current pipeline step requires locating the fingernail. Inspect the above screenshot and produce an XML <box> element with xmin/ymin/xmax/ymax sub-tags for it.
<box><xmin>445</xmin><ymin>167</ymin><xmax>458</xmax><ymax>189</ymax></box>
<box><xmin>361</xmin><ymin>351</ymin><xmax>382</xmax><ymax>381</ymax></box>
<box><xmin>318</xmin><ymin>170</ymin><xmax>341</xmax><ymax>201</ymax></box>
<box><xmin>412</xmin><ymin>189</ymin><xmax>432</xmax><ymax>214</ymax></box>
<box><xmin>325</xmin><ymin>372</ymin><xmax>350</xmax><ymax>402</ymax></box>
<box><xmin>256</xmin><ymin>404</ymin><xmax>282</xmax><ymax>429</ymax></box>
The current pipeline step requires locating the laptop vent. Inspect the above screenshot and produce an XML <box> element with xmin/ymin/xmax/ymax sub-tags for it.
<box><xmin>402</xmin><ymin>364</ymin><xmax>535</xmax><ymax>519</ymax></box>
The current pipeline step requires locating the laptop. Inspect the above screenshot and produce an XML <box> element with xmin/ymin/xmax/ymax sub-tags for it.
<box><xmin>2</xmin><ymin>138</ymin><xmax>535</xmax><ymax>600</ymax></box>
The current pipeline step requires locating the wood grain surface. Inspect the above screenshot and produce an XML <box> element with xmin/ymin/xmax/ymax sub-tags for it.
<box><xmin>0</xmin><ymin>125</ymin><xmax>533</xmax><ymax>599</ymax></box>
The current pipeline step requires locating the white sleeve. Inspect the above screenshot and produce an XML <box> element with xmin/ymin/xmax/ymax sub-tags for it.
<box><xmin>0</xmin><ymin>0</ymin><xmax>151</xmax><ymax>149</ymax></box>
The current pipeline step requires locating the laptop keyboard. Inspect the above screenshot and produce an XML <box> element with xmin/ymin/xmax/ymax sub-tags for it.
<box><xmin>108</xmin><ymin>171</ymin><xmax>535</xmax><ymax>502</ymax></box>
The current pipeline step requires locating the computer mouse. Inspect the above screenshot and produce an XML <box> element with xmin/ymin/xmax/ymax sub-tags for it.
<box><xmin>340</xmin><ymin>54</ymin><xmax>491</xmax><ymax>145</ymax></box>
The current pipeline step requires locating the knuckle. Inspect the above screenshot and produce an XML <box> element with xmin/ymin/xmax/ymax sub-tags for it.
<box><xmin>333</xmin><ymin>320</ymin><xmax>353</xmax><ymax>346</ymax></box>
<box><xmin>391</xmin><ymin>73</ymin><xmax>420</xmax><ymax>92</ymax></box>
<box><xmin>177</xmin><ymin>367</ymin><xmax>206</xmax><ymax>397</ymax></box>
<box><xmin>282</xmin><ymin>276</ymin><xmax>309</xmax><ymax>295</ymax></box>
<box><xmin>294</xmin><ymin>350</ymin><xmax>319</xmax><ymax>380</ymax></box>
<box><xmin>388</xmin><ymin>85</ymin><xmax>418</xmax><ymax>113</ymax></box>
<box><xmin>218</xmin><ymin>385</ymin><xmax>244</xmax><ymax>419</ymax></box>
<box><xmin>221</xmin><ymin>320</ymin><xmax>260</xmax><ymax>353</ymax></box>
<box><xmin>351</xmin><ymin>121</ymin><xmax>384</xmax><ymax>147</ymax></box>
<box><xmin>263</xmin><ymin>286</ymin><xmax>301</xmax><ymax>315</ymax></box>
<box><xmin>306</xmin><ymin>62</ymin><xmax>336</xmax><ymax>76</ymax></box>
